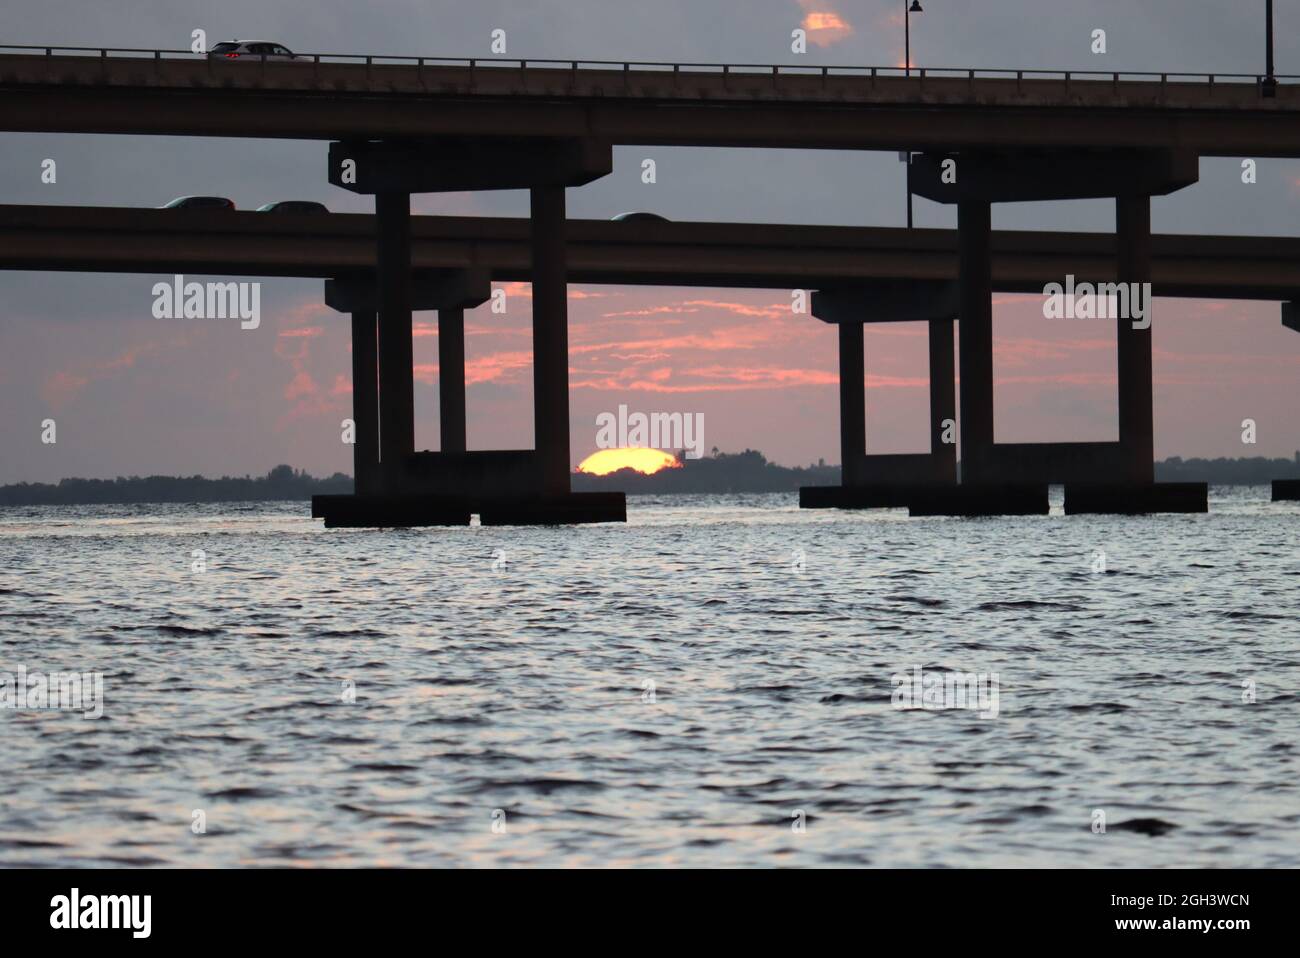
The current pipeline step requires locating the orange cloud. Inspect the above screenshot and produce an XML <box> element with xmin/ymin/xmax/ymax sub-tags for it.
<box><xmin>40</xmin><ymin>341</ymin><xmax>167</xmax><ymax>409</ymax></box>
<box><xmin>41</xmin><ymin>370</ymin><xmax>91</xmax><ymax>408</ymax></box>
<box><xmin>798</xmin><ymin>1</ymin><xmax>853</xmax><ymax>47</ymax></box>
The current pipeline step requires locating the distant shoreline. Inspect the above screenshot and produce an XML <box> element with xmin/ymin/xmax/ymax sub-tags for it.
<box><xmin>2</xmin><ymin>454</ymin><xmax>1297</xmax><ymax>506</ymax></box>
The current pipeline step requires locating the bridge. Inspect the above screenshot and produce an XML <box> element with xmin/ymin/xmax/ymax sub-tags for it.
<box><xmin>1</xmin><ymin>47</ymin><xmax>1299</xmax><ymax>154</ymax></box>
<box><xmin>4</xmin><ymin>205</ymin><xmax>1300</xmax><ymax>299</ymax></box>
<box><xmin>2</xmin><ymin>45</ymin><xmax>1298</xmax><ymax>522</ymax></box>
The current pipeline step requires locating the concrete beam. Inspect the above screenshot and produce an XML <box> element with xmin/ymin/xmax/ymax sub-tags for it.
<box><xmin>1065</xmin><ymin>482</ymin><xmax>1208</xmax><ymax>514</ymax></box>
<box><xmin>325</xmin><ymin>268</ymin><xmax>491</xmax><ymax>312</ymax></box>
<box><xmin>328</xmin><ymin>138</ymin><xmax>612</xmax><ymax>194</ymax></box>
<box><xmin>910</xmin><ymin>149</ymin><xmax>1198</xmax><ymax>204</ymax></box>
<box><xmin>812</xmin><ymin>280</ymin><xmax>958</xmax><ymax>324</ymax></box>
<box><xmin>982</xmin><ymin>442</ymin><xmax>1130</xmax><ymax>484</ymax></box>
<box><xmin>9</xmin><ymin>206</ymin><xmax>1300</xmax><ymax>300</ymax></box>
<box><xmin>9</xmin><ymin>55</ymin><xmax>1300</xmax><ymax>156</ymax></box>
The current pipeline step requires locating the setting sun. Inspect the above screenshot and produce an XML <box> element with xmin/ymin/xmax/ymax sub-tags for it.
<box><xmin>576</xmin><ymin>448</ymin><xmax>683</xmax><ymax>476</ymax></box>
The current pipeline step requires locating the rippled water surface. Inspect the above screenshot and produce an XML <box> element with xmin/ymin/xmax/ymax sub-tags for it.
<box><xmin>0</xmin><ymin>488</ymin><xmax>1296</xmax><ymax>867</ymax></box>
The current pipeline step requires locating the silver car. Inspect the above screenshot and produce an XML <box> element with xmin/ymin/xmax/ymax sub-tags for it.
<box><xmin>256</xmin><ymin>201</ymin><xmax>329</xmax><ymax>214</ymax></box>
<box><xmin>208</xmin><ymin>41</ymin><xmax>300</xmax><ymax>61</ymax></box>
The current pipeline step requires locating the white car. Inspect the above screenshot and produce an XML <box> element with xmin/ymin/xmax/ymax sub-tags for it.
<box><xmin>208</xmin><ymin>41</ymin><xmax>300</xmax><ymax>61</ymax></box>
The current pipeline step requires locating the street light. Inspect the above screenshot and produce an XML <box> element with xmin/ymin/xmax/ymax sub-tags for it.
<box><xmin>903</xmin><ymin>1</ymin><xmax>924</xmax><ymax>226</ymax></box>
<box><xmin>1263</xmin><ymin>0</ymin><xmax>1277</xmax><ymax>97</ymax></box>
<box><xmin>905</xmin><ymin>0</ymin><xmax>923</xmax><ymax>78</ymax></box>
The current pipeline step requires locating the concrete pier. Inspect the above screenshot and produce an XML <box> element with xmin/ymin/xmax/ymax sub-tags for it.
<box><xmin>1273</xmin><ymin>479</ymin><xmax>1300</xmax><ymax>501</ymax></box>
<box><xmin>1116</xmin><ymin>194</ymin><xmax>1154</xmax><ymax>483</ymax></box>
<box><xmin>800</xmin><ymin>282</ymin><xmax>959</xmax><ymax>510</ymax></box>
<box><xmin>908</xmin><ymin>148</ymin><xmax>1205</xmax><ymax>515</ymax></box>
<box><xmin>1065</xmin><ymin>482</ymin><xmax>1207</xmax><ymax>514</ymax></box>
<box><xmin>375</xmin><ymin>190</ymin><xmax>414</xmax><ymax>482</ymax></box>
<box><xmin>909</xmin><ymin>484</ymin><xmax>1049</xmax><ymax>517</ymax></box>
<box><xmin>928</xmin><ymin>317</ymin><xmax>957</xmax><ymax>479</ymax></box>
<box><xmin>315</xmin><ymin>137</ymin><xmax>623</xmax><ymax>527</ymax></box>
<box><xmin>349</xmin><ymin>310</ymin><xmax>379</xmax><ymax>495</ymax></box>
<box><xmin>438</xmin><ymin>307</ymin><xmax>466</xmax><ymax>454</ymax></box>
<box><xmin>531</xmin><ymin>185</ymin><xmax>573</xmax><ymax>498</ymax></box>
<box><xmin>957</xmin><ymin>198</ymin><xmax>995</xmax><ymax>485</ymax></box>
<box><xmin>837</xmin><ymin>318</ymin><xmax>865</xmax><ymax>487</ymax></box>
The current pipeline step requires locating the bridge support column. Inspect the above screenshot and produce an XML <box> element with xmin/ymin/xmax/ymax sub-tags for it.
<box><xmin>929</xmin><ymin>317</ymin><xmax>957</xmax><ymax>476</ymax></box>
<box><xmin>350</xmin><ymin>311</ymin><xmax>379</xmax><ymax>495</ymax></box>
<box><xmin>957</xmin><ymin>198</ymin><xmax>995</xmax><ymax>486</ymax></box>
<box><xmin>438</xmin><ymin>307</ymin><xmax>466</xmax><ymax>454</ymax></box>
<box><xmin>906</xmin><ymin>198</ymin><xmax>1047</xmax><ymax>516</ymax></box>
<box><xmin>376</xmin><ymin>190</ymin><xmax>415</xmax><ymax>483</ymax></box>
<box><xmin>838</xmin><ymin>319</ymin><xmax>865</xmax><ymax>487</ymax></box>
<box><xmin>1116</xmin><ymin>194</ymin><xmax>1154</xmax><ymax>483</ymax></box>
<box><xmin>531</xmin><ymin>185</ymin><xmax>572</xmax><ymax>499</ymax></box>
<box><xmin>1064</xmin><ymin>194</ymin><xmax>1205</xmax><ymax>514</ymax></box>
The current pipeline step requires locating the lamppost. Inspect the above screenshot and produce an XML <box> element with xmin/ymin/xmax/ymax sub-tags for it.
<box><xmin>905</xmin><ymin>0</ymin><xmax>923</xmax><ymax>78</ymax></box>
<box><xmin>903</xmin><ymin>1</ymin><xmax>924</xmax><ymax>226</ymax></box>
<box><xmin>1263</xmin><ymin>0</ymin><xmax>1277</xmax><ymax>97</ymax></box>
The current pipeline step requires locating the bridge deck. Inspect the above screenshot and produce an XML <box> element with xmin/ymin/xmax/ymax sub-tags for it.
<box><xmin>0</xmin><ymin>205</ymin><xmax>1296</xmax><ymax>301</ymax></box>
<box><xmin>1</xmin><ymin>50</ymin><xmax>1298</xmax><ymax>153</ymax></box>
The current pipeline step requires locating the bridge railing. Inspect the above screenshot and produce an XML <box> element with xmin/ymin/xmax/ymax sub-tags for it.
<box><xmin>0</xmin><ymin>44</ymin><xmax>1293</xmax><ymax>89</ymax></box>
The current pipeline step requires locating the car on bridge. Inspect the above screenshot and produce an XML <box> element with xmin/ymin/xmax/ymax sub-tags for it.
<box><xmin>255</xmin><ymin>201</ymin><xmax>329</xmax><ymax>214</ymax></box>
<box><xmin>208</xmin><ymin>41</ymin><xmax>300</xmax><ymax>61</ymax></box>
<box><xmin>611</xmin><ymin>212</ymin><xmax>671</xmax><ymax>223</ymax></box>
<box><xmin>159</xmin><ymin>196</ymin><xmax>236</xmax><ymax>211</ymax></box>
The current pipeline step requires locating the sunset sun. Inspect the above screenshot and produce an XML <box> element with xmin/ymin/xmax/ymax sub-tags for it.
<box><xmin>577</xmin><ymin>448</ymin><xmax>683</xmax><ymax>476</ymax></box>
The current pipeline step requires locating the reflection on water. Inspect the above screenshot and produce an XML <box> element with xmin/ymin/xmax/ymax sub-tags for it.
<box><xmin>0</xmin><ymin>488</ymin><xmax>1296</xmax><ymax>867</ymax></box>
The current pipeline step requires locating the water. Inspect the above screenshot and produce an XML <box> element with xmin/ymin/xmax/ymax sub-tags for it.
<box><xmin>0</xmin><ymin>488</ymin><xmax>1296</xmax><ymax>867</ymax></box>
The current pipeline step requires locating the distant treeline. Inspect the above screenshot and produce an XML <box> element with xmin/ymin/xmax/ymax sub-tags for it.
<box><xmin>1154</xmin><ymin>455</ymin><xmax>1300</xmax><ymax>484</ymax></box>
<box><xmin>0</xmin><ymin>465</ymin><xmax>351</xmax><ymax>506</ymax></box>
<box><xmin>2</xmin><ymin>453</ymin><xmax>1297</xmax><ymax>506</ymax></box>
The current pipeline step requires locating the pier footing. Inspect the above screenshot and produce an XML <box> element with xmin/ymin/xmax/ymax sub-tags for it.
<box><xmin>1271</xmin><ymin>479</ymin><xmax>1300</xmax><ymax>501</ymax></box>
<box><xmin>312</xmin><ymin>492</ymin><xmax>625</xmax><ymax>528</ymax></box>
<box><xmin>908</xmin><ymin>484</ymin><xmax>1049</xmax><ymax>517</ymax></box>
<box><xmin>1064</xmin><ymin>482</ymin><xmax>1207</xmax><ymax>515</ymax></box>
<box><xmin>479</xmin><ymin>493</ymin><xmax>626</xmax><ymax>526</ymax></box>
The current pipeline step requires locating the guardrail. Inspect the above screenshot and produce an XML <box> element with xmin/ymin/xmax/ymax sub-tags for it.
<box><xmin>0</xmin><ymin>43</ymin><xmax>1294</xmax><ymax>89</ymax></box>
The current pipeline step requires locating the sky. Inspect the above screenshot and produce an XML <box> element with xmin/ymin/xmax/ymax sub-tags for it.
<box><xmin>1</xmin><ymin>0</ymin><xmax>1298</xmax><ymax>483</ymax></box>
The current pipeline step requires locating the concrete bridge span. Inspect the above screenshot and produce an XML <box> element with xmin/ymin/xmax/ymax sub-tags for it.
<box><xmin>2</xmin><ymin>48</ymin><xmax>1300</xmax><ymax>155</ymax></box>
<box><xmin>2</xmin><ymin>205</ymin><xmax>1298</xmax><ymax>301</ymax></box>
